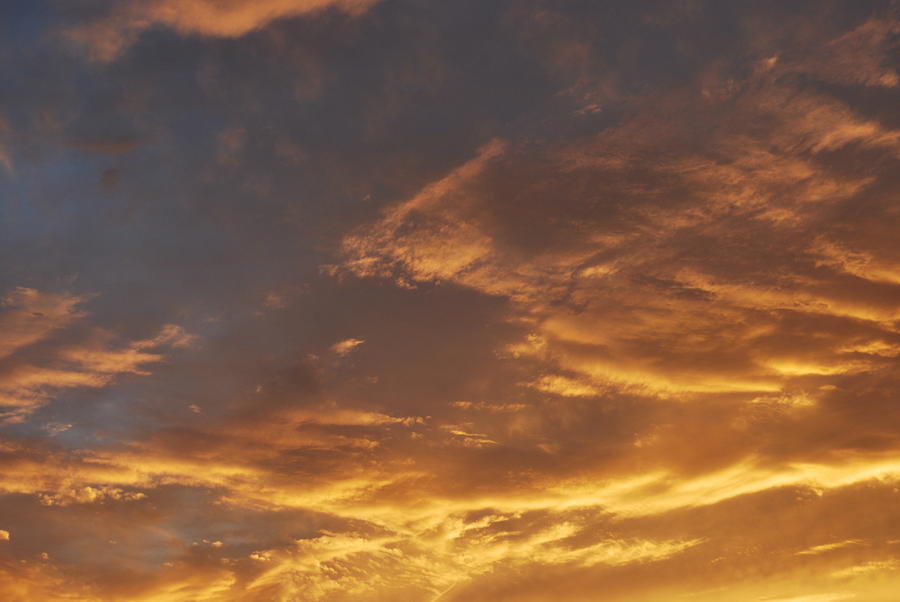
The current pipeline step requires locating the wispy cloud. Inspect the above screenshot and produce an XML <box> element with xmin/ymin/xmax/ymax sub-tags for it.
<box><xmin>2</xmin><ymin>2</ymin><xmax>899</xmax><ymax>601</ymax></box>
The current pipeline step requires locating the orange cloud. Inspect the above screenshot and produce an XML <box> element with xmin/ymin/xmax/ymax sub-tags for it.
<box><xmin>3</xmin><ymin>4</ymin><xmax>900</xmax><ymax>601</ymax></box>
<box><xmin>0</xmin><ymin>289</ymin><xmax>194</xmax><ymax>423</ymax></box>
<box><xmin>331</xmin><ymin>338</ymin><xmax>365</xmax><ymax>356</ymax></box>
<box><xmin>66</xmin><ymin>0</ymin><xmax>380</xmax><ymax>61</ymax></box>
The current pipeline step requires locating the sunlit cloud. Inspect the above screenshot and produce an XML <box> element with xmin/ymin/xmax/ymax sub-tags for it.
<box><xmin>331</xmin><ymin>338</ymin><xmax>365</xmax><ymax>357</ymax></box>
<box><xmin>0</xmin><ymin>288</ymin><xmax>194</xmax><ymax>423</ymax></box>
<box><xmin>2</xmin><ymin>1</ymin><xmax>899</xmax><ymax>601</ymax></box>
<box><xmin>65</xmin><ymin>0</ymin><xmax>381</xmax><ymax>61</ymax></box>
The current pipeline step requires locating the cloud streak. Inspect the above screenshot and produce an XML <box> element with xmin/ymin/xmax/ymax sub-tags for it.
<box><xmin>65</xmin><ymin>0</ymin><xmax>380</xmax><ymax>61</ymax></box>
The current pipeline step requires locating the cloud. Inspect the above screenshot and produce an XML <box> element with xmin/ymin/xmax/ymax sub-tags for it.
<box><xmin>335</xmin><ymin>56</ymin><xmax>900</xmax><ymax>406</ymax></box>
<box><xmin>0</xmin><ymin>116</ymin><xmax>12</xmax><ymax>175</ymax></box>
<box><xmin>2</xmin><ymin>2</ymin><xmax>899</xmax><ymax>601</ymax></box>
<box><xmin>779</xmin><ymin>16</ymin><xmax>900</xmax><ymax>88</ymax></box>
<box><xmin>796</xmin><ymin>540</ymin><xmax>864</xmax><ymax>556</ymax></box>
<box><xmin>0</xmin><ymin>288</ymin><xmax>85</xmax><ymax>361</ymax></box>
<box><xmin>38</xmin><ymin>486</ymin><xmax>147</xmax><ymax>507</ymax></box>
<box><xmin>65</xmin><ymin>0</ymin><xmax>381</xmax><ymax>61</ymax></box>
<box><xmin>0</xmin><ymin>288</ymin><xmax>194</xmax><ymax>423</ymax></box>
<box><xmin>330</xmin><ymin>338</ymin><xmax>365</xmax><ymax>357</ymax></box>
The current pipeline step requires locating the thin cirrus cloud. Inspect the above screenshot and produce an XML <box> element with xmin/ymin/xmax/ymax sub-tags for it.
<box><xmin>0</xmin><ymin>288</ymin><xmax>194</xmax><ymax>423</ymax></box>
<box><xmin>1</xmin><ymin>1</ymin><xmax>899</xmax><ymax>601</ymax></box>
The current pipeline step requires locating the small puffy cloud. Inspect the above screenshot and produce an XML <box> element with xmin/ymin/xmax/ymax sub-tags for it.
<box><xmin>133</xmin><ymin>324</ymin><xmax>198</xmax><ymax>350</ymax></box>
<box><xmin>530</xmin><ymin>374</ymin><xmax>601</xmax><ymax>398</ymax></box>
<box><xmin>42</xmin><ymin>422</ymin><xmax>74</xmax><ymax>436</ymax></box>
<box><xmin>330</xmin><ymin>338</ymin><xmax>365</xmax><ymax>356</ymax></box>
<box><xmin>38</xmin><ymin>486</ymin><xmax>147</xmax><ymax>507</ymax></box>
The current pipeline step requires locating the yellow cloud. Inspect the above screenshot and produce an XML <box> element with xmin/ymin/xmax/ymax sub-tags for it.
<box><xmin>331</xmin><ymin>338</ymin><xmax>365</xmax><ymax>356</ymax></box>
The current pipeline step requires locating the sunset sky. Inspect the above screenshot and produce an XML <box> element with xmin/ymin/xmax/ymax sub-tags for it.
<box><xmin>1</xmin><ymin>1</ymin><xmax>900</xmax><ymax>600</ymax></box>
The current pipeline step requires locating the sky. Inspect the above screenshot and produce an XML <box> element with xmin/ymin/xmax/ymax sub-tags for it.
<box><xmin>0</xmin><ymin>1</ymin><xmax>899</xmax><ymax>600</ymax></box>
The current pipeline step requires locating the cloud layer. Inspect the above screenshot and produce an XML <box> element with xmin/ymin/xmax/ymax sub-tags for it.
<box><xmin>1</xmin><ymin>1</ymin><xmax>899</xmax><ymax>600</ymax></box>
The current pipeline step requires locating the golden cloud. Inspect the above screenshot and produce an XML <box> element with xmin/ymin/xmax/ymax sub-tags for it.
<box><xmin>66</xmin><ymin>0</ymin><xmax>380</xmax><ymax>61</ymax></box>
